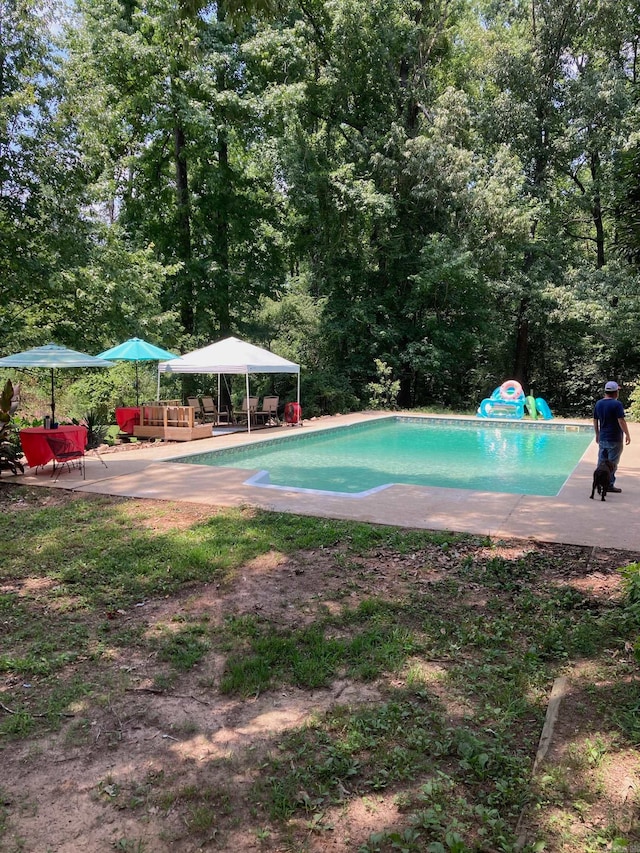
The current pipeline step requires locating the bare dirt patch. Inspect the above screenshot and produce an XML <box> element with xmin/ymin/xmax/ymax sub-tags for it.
<box><xmin>1</xmin><ymin>485</ymin><xmax>639</xmax><ymax>852</ymax></box>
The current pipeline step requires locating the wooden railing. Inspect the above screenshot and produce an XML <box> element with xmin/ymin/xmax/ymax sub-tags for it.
<box><xmin>134</xmin><ymin>405</ymin><xmax>211</xmax><ymax>441</ymax></box>
<box><xmin>140</xmin><ymin>405</ymin><xmax>196</xmax><ymax>428</ymax></box>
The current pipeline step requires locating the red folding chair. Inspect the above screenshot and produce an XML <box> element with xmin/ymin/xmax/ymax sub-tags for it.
<box><xmin>46</xmin><ymin>433</ymin><xmax>86</xmax><ymax>480</ymax></box>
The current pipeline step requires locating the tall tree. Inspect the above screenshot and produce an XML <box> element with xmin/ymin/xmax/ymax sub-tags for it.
<box><xmin>271</xmin><ymin>0</ymin><xmax>540</xmax><ymax>406</ymax></box>
<box><xmin>477</xmin><ymin>0</ymin><xmax>583</xmax><ymax>388</ymax></box>
<box><xmin>64</xmin><ymin>0</ymin><xmax>287</xmax><ymax>345</ymax></box>
<box><xmin>0</xmin><ymin>0</ymin><xmax>91</xmax><ymax>349</ymax></box>
<box><xmin>273</xmin><ymin>0</ymin><xmax>469</xmax><ymax>405</ymax></box>
<box><xmin>477</xmin><ymin>0</ymin><xmax>640</xmax><ymax>400</ymax></box>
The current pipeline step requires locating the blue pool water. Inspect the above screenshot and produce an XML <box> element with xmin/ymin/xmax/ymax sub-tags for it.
<box><xmin>172</xmin><ymin>416</ymin><xmax>593</xmax><ymax>497</ymax></box>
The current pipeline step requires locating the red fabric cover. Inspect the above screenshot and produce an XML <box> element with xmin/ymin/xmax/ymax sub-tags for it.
<box><xmin>19</xmin><ymin>425</ymin><xmax>87</xmax><ymax>469</ymax></box>
<box><xmin>115</xmin><ymin>407</ymin><xmax>141</xmax><ymax>434</ymax></box>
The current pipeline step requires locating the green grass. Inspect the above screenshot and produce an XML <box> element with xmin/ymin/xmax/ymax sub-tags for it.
<box><xmin>0</xmin><ymin>491</ymin><xmax>453</xmax><ymax>729</ymax></box>
<box><xmin>1</xmin><ymin>484</ymin><xmax>639</xmax><ymax>852</ymax></box>
<box><xmin>155</xmin><ymin>622</ymin><xmax>211</xmax><ymax>670</ymax></box>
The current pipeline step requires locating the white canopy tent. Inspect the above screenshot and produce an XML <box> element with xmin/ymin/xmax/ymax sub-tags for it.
<box><xmin>158</xmin><ymin>336</ymin><xmax>300</xmax><ymax>432</ymax></box>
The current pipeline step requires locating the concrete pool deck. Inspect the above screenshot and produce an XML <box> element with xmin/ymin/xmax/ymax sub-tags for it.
<box><xmin>11</xmin><ymin>412</ymin><xmax>640</xmax><ymax>551</ymax></box>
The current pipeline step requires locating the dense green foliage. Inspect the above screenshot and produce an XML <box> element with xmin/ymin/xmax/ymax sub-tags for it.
<box><xmin>2</xmin><ymin>0</ymin><xmax>640</xmax><ymax>416</ymax></box>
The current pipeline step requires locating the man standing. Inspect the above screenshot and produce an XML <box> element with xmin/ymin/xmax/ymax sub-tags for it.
<box><xmin>593</xmin><ymin>381</ymin><xmax>631</xmax><ymax>492</ymax></box>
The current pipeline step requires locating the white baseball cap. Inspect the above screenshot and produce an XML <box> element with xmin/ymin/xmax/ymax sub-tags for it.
<box><xmin>604</xmin><ymin>381</ymin><xmax>619</xmax><ymax>392</ymax></box>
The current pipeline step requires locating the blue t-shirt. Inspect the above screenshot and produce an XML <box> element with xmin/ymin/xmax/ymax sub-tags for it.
<box><xmin>594</xmin><ymin>397</ymin><xmax>625</xmax><ymax>442</ymax></box>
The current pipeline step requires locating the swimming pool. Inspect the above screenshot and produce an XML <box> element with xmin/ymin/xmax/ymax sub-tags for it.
<box><xmin>172</xmin><ymin>416</ymin><xmax>593</xmax><ymax>497</ymax></box>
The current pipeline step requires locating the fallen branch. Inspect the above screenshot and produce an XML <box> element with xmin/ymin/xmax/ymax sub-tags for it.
<box><xmin>514</xmin><ymin>676</ymin><xmax>568</xmax><ymax>850</ymax></box>
<box><xmin>125</xmin><ymin>688</ymin><xmax>210</xmax><ymax>705</ymax></box>
<box><xmin>0</xmin><ymin>701</ymin><xmax>74</xmax><ymax>719</ymax></box>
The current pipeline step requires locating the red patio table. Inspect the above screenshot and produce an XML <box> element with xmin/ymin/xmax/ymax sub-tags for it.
<box><xmin>115</xmin><ymin>406</ymin><xmax>141</xmax><ymax>435</ymax></box>
<box><xmin>19</xmin><ymin>425</ymin><xmax>88</xmax><ymax>470</ymax></box>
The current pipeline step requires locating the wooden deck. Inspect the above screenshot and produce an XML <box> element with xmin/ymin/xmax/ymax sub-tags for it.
<box><xmin>133</xmin><ymin>405</ymin><xmax>212</xmax><ymax>442</ymax></box>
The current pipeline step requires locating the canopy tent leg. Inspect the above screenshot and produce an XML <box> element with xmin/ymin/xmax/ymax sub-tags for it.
<box><xmin>246</xmin><ymin>371</ymin><xmax>251</xmax><ymax>433</ymax></box>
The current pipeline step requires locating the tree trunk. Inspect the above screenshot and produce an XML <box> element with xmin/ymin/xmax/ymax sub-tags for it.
<box><xmin>212</xmin><ymin>0</ymin><xmax>232</xmax><ymax>339</ymax></box>
<box><xmin>590</xmin><ymin>151</ymin><xmax>606</xmax><ymax>268</ymax></box>
<box><xmin>513</xmin><ymin>297</ymin><xmax>529</xmax><ymax>387</ymax></box>
<box><xmin>216</xmin><ymin>128</ymin><xmax>231</xmax><ymax>337</ymax></box>
<box><xmin>173</xmin><ymin>121</ymin><xmax>195</xmax><ymax>332</ymax></box>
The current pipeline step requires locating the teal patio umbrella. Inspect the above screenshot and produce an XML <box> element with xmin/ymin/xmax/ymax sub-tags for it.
<box><xmin>96</xmin><ymin>337</ymin><xmax>178</xmax><ymax>405</ymax></box>
<box><xmin>0</xmin><ymin>343</ymin><xmax>114</xmax><ymax>420</ymax></box>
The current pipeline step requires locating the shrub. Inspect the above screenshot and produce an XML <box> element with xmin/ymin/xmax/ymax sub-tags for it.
<box><xmin>0</xmin><ymin>380</ymin><xmax>24</xmax><ymax>475</ymax></box>
<box><xmin>366</xmin><ymin>360</ymin><xmax>400</xmax><ymax>410</ymax></box>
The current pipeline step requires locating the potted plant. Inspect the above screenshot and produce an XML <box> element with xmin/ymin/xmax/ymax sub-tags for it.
<box><xmin>0</xmin><ymin>379</ymin><xmax>25</xmax><ymax>475</ymax></box>
<box><xmin>81</xmin><ymin>407</ymin><xmax>109</xmax><ymax>450</ymax></box>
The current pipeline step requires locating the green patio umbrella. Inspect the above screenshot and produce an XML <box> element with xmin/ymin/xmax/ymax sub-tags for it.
<box><xmin>96</xmin><ymin>337</ymin><xmax>178</xmax><ymax>405</ymax></box>
<box><xmin>0</xmin><ymin>344</ymin><xmax>114</xmax><ymax>420</ymax></box>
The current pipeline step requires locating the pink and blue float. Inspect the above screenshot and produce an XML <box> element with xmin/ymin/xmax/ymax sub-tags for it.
<box><xmin>477</xmin><ymin>380</ymin><xmax>553</xmax><ymax>420</ymax></box>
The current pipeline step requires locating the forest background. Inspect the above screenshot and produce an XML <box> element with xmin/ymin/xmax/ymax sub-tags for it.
<box><xmin>3</xmin><ymin>0</ymin><xmax>640</xmax><ymax>419</ymax></box>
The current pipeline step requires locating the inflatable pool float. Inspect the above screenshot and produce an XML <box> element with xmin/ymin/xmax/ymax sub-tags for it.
<box><xmin>500</xmin><ymin>379</ymin><xmax>524</xmax><ymax>401</ymax></box>
<box><xmin>535</xmin><ymin>397</ymin><xmax>553</xmax><ymax>420</ymax></box>
<box><xmin>478</xmin><ymin>398</ymin><xmax>525</xmax><ymax>419</ymax></box>
<box><xmin>525</xmin><ymin>396</ymin><xmax>538</xmax><ymax>419</ymax></box>
<box><xmin>478</xmin><ymin>380</ymin><xmax>526</xmax><ymax>419</ymax></box>
<box><xmin>477</xmin><ymin>381</ymin><xmax>552</xmax><ymax>420</ymax></box>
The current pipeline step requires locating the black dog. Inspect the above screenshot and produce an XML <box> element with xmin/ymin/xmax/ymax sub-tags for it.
<box><xmin>590</xmin><ymin>460</ymin><xmax>615</xmax><ymax>501</ymax></box>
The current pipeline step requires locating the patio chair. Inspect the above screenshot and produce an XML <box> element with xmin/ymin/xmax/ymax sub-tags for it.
<box><xmin>200</xmin><ymin>396</ymin><xmax>215</xmax><ymax>422</ymax></box>
<box><xmin>233</xmin><ymin>396</ymin><xmax>258</xmax><ymax>426</ymax></box>
<box><xmin>46</xmin><ymin>432</ymin><xmax>85</xmax><ymax>480</ymax></box>
<box><xmin>187</xmin><ymin>396</ymin><xmax>204</xmax><ymax>422</ymax></box>
<box><xmin>255</xmin><ymin>396</ymin><xmax>280</xmax><ymax>426</ymax></box>
<box><xmin>199</xmin><ymin>396</ymin><xmax>230</xmax><ymax>425</ymax></box>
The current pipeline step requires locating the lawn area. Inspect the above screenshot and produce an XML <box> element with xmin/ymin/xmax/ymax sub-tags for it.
<box><xmin>1</xmin><ymin>481</ymin><xmax>640</xmax><ymax>852</ymax></box>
